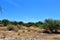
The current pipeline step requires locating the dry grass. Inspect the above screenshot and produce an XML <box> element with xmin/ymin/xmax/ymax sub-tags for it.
<box><xmin>0</xmin><ymin>27</ymin><xmax>59</xmax><ymax>40</ymax></box>
<box><xmin>0</xmin><ymin>27</ymin><xmax>6</xmax><ymax>31</ymax></box>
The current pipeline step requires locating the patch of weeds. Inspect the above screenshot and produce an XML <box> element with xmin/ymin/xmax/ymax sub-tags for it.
<box><xmin>16</xmin><ymin>37</ymin><xmax>21</xmax><ymax>40</ymax></box>
<box><xmin>6</xmin><ymin>24</ymin><xmax>18</xmax><ymax>32</ymax></box>
<box><xmin>0</xmin><ymin>24</ymin><xmax>4</xmax><ymax>27</ymax></box>
<box><xmin>17</xmin><ymin>25</ymin><xmax>22</xmax><ymax>30</ymax></box>
<box><xmin>31</xmin><ymin>38</ymin><xmax>34</xmax><ymax>40</ymax></box>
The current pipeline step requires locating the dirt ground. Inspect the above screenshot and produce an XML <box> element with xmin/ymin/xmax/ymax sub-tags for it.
<box><xmin>0</xmin><ymin>31</ymin><xmax>60</xmax><ymax>40</ymax></box>
<box><xmin>0</xmin><ymin>27</ymin><xmax>60</xmax><ymax>40</ymax></box>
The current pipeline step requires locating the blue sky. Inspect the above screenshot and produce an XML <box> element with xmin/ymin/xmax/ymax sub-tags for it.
<box><xmin>0</xmin><ymin>0</ymin><xmax>60</xmax><ymax>22</ymax></box>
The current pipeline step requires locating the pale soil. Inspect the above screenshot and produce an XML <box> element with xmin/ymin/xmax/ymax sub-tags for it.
<box><xmin>0</xmin><ymin>27</ymin><xmax>60</xmax><ymax>40</ymax></box>
<box><xmin>0</xmin><ymin>31</ymin><xmax>60</xmax><ymax>40</ymax></box>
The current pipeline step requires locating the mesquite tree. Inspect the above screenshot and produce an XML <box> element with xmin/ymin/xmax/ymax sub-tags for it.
<box><xmin>43</xmin><ymin>19</ymin><xmax>60</xmax><ymax>33</ymax></box>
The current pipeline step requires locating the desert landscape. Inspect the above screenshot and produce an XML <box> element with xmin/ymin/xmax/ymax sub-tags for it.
<box><xmin>0</xmin><ymin>0</ymin><xmax>60</xmax><ymax>40</ymax></box>
<box><xmin>0</xmin><ymin>19</ymin><xmax>60</xmax><ymax>40</ymax></box>
<box><xmin>0</xmin><ymin>26</ymin><xmax>59</xmax><ymax>40</ymax></box>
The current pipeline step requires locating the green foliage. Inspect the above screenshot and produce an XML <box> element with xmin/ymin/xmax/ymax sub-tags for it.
<box><xmin>18</xmin><ymin>21</ymin><xmax>24</xmax><ymax>25</ymax></box>
<box><xmin>2</xmin><ymin>19</ymin><xmax>10</xmax><ymax>26</ymax></box>
<box><xmin>10</xmin><ymin>21</ymin><xmax>18</xmax><ymax>25</ymax></box>
<box><xmin>16</xmin><ymin>37</ymin><xmax>21</xmax><ymax>40</ymax></box>
<box><xmin>16</xmin><ymin>37</ymin><xmax>35</xmax><ymax>40</ymax></box>
<box><xmin>0</xmin><ymin>20</ymin><xmax>2</xmax><ymax>24</ymax></box>
<box><xmin>43</xmin><ymin>19</ymin><xmax>60</xmax><ymax>33</ymax></box>
<box><xmin>35</xmin><ymin>21</ymin><xmax>43</xmax><ymax>27</ymax></box>
<box><xmin>0</xmin><ymin>24</ymin><xmax>4</xmax><ymax>27</ymax></box>
<box><xmin>0</xmin><ymin>19</ymin><xmax>60</xmax><ymax>33</ymax></box>
<box><xmin>25</xmin><ymin>22</ymin><xmax>35</xmax><ymax>27</ymax></box>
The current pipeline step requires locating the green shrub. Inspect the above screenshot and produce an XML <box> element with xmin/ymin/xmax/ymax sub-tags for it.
<box><xmin>6</xmin><ymin>24</ymin><xmax>18</xmax><ymax>32</ymax></box>
<box><xmin>17</xmin><ymin>25</ymin><xmax>22</xmax><ymax>30</ymax></box>
<box><xmin>2</xmin><ymin>19</ymin><xmax>10</xmax><ymax>26</ymax></box>
<box><xmin>43</xmin><ymin>19</ymin><xmax>60</xmax><ymax>33</ymax></box>
<box><xmin>0</xmin><ymin>24</ymin><xmax>4</xmax><ymax>27</ymax></box>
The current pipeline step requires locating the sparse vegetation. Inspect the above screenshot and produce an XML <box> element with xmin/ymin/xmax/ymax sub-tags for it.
<box><xmin>0</xmin><ymin>19</ymin><xmax>60</xmax><ymax>33</ymax></box>
<box><xmin>6</xmin><ymin>24</ymin><xmax>18</xmax><ymax>32</ymax></box>
<box><xmin>17</xmin><ymin>25</ymin><xmax>22</xmax><ymax>30</ymax></box>
<box><xmin>42</xmin><ymin>19</ymin><xmax>60</xmax><ymax>33</ymax></box>
<box><xmin>0</xmin><ymin>24</ymin><xmax>4</xmax><ymax>27</ymax></box>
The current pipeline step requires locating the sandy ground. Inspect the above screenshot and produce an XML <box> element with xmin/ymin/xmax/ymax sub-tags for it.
<box><xmin>0</xmin><ymin>27</ymin><xmax>60</xmax><ymax>40</ymax></box>
<box><xmin>0</xmin><ymin>31</ymin><xmax>60</xmax><ymax>40</ymax></box>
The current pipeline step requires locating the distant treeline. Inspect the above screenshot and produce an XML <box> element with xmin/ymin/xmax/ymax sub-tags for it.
<box><xmin>0</xmin><ymin>19</ymin><xmax>43</xmax><ymax>27</ymax></box>
<box><xmin>0</xmin><ymin>19</ymin><xmax>60</xmax><ymax>33</ymax></box>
